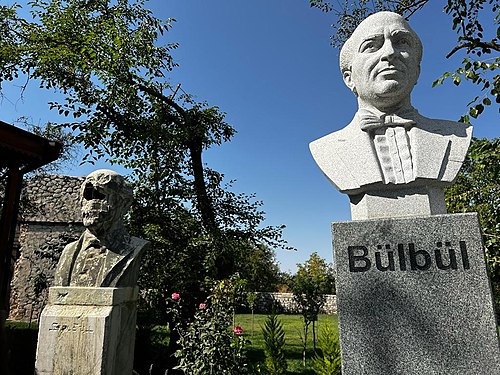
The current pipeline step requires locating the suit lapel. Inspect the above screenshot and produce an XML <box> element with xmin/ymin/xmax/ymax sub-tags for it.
<box><xmin>409</xmin><ymin>126</ymin><xmax>450</xmax><ymax>180</ymax></box>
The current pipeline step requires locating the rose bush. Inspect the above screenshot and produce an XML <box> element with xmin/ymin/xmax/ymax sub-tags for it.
<box><xmin>169</xmin><ymin>278</ymin><xmax>250</xmax><ymax>374</ymax></box>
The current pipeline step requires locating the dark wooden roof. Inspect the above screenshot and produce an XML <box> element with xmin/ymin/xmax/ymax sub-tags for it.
<box><xmin>0</xmin><ymin>120</ymin><xmax>62</xmax><ymax>173</ymax></box>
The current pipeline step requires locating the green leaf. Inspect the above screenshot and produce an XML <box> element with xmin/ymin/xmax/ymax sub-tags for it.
<box><xmin>476</xmin><ymin>103</ymin><xmax>485</xmax><ymax>115</ymax></box>
<box><xmin>432</xmin><ymin>78</ymin><xmax>443</xmax><ymax>87</ymax></box>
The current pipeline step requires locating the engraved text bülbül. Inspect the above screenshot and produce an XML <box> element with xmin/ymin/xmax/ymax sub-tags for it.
<box><xmin>348</xmin><ymin>241</ymin><xmax>470</xmax><ymax>272</ymax></box>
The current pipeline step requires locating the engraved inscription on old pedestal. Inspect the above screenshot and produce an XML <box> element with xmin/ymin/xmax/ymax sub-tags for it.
<box><xmin>35</xmin><ymin>170</ymin><xmax>150</xmax><ymax>375</ymax></box>
<box><xmin>309</xmin><ymin>11</ymin><xmax>499</xmax><ymax>375</ymax></box>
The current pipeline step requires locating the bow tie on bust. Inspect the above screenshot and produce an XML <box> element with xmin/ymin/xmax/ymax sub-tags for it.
<box><xmin>358</xmin><ymin>108</ymin><xmax>416</xmax><ymax>132</ymax></box>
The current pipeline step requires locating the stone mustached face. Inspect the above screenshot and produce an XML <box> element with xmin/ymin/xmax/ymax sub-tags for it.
<box><xmin>81</xmin><ymin>183</ymin><xmax>112</xmax><ymax>233</ymax></box>
<box><xmin>79</xmin><ymin>169</ymin><xmax>133</xmax><ymax>236</ymax></box>
<box><xmin>341</xmin><ymin>12</ymin><xmax>421</xmax><ymax>111</ymax></box>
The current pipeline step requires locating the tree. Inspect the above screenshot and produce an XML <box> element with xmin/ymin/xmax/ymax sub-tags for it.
<box><xmin>1</xmin><ymin>1</ymin><xmax>288</xmax><ymax>371</ymax></box>
<box><xmin>308</xmin><ymin>0</ymin><xmax>500</xmax><ymax>121</ymax></box>
<box><xmin>0</xmin><ymin>0</ymin><xmax>221</xmax><ymax>239</ymax></box>
<box><xmin>276</xmin><ymin>270</ymin><xmax>294</xmax><ymax>293</ymax></box>
<box><xmin>445</xmin><ymin>137</ymin><xmax>500</xmax><ymax>311</ymax></box>
<box><xmin>291</xmin><ymin>252</ymin><xmax>335</xmax><ymax>365</ymax></box>
<box><xmin>239</xmin><ymin>243</ymin><xmax>282</xmax><ymax>292</ymax></box>
<box><xmin>1</xmin><ymin>0</ymin><xmax>287</xmax><ymax>288</ymax></box>
<box><xmin>0</xmin><ymin>3</ymin><xmax>26</xmax><ymax>87</ymax></box>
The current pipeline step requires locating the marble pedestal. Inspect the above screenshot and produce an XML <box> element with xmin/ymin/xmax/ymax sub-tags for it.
<box><xmin>332</xmin><ymin>213</ymin><xmax>500</xmax><ymax>375</ymax></box>
<box><xmin>35</xmin><ymin>287</ymin><xmax>138</xmax><ymax>375</ymax></box>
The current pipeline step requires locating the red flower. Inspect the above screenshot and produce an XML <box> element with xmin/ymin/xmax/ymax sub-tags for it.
<box><xmin>233</xmin><ymin>326</ymin><xmax>243</xmax><ymax>335</ymax></box>
<box><xmin>171</xmin><ymin>293</ymin><xmax>180</xmax><ymax>300</ymax></box>
<box><xmin>199</xmin><ymin>303</ymin><xmax>206</xmax><ymax>309</ymax></box>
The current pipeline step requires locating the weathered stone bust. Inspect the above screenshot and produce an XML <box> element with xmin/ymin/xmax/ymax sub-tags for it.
<box><xmin>309</xmin><ymin>11</ymin><xmax>472</xmax><ymax>219</ymax></box>
<box><xmin>54</xmin><ymin>169</ymin><xmax>149</xmax><ymax>287</ymax></box>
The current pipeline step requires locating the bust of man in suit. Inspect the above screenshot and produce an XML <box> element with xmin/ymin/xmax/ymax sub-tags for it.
<box><xmin>309</xmin><ymin>11</ymin><xmax>472</xmax><ymax>219</ymax></box>
<box><xmin>54</xmin><ymin>169</ymin><xmax>149</xmax><ymax>287</ymax></box>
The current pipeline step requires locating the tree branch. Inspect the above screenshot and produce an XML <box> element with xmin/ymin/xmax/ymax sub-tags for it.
<box><xmin>96</xmin><ymin>103</ymin><xmax>131</xmax><ymax>129</ymax></box>
<box><xmin>122</xmin><ymin>72</ymin><xmax>188</xmax><ymax>127</ymax></box>
<box><xmin>398</xmin><ymin>0</ymin><xmax>429</xmax><ymax>18</ymax></box>
<box><xmin>136</xmin><ymin>81</ymin><xmax>187</xmax><ymax>120</ymax></box>
<box><xmin>446</xmin><ymin>38</ymin><xmax>500</xmax><ymax>58</ymax></box>
<box><xmin>130</xmin><ymin>77</ymin><xmax>220</xmax><ymax>235</ymax></box>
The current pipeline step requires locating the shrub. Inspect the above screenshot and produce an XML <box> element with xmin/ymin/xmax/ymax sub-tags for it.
<box><xmin>261</xmin><ymin>309</ymin><xmax>287</xmax><ymax>375</ymax></box>
<box><xmin>170</xmin><ymin>278</ymin><xmax>250</xmax><ymax>374</ymax></box>
<box><xmin>312</xmin><ymin>321</ymin><xmax>341</xmax><ymax>375</ymax></box>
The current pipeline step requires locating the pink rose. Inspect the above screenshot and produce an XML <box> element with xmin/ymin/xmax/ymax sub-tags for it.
<box><xmin>233</xmin><ymin>326</ymin><xmax>243</xmax><ymax>335</ymax></box>
<box><xmin>199</xmin><ymin>303</ymin><xmax>206</xmax><ymax>309</ymax></box>
<box><xmin>171</xmin><ymin>293</ymin><xmax>180</xmax><ymax>300</ymax></box>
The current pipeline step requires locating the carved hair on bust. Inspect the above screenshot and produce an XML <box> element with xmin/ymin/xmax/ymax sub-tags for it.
<box><xmin>339</xmin><ymin>11</ymin><xmax>423</xmax><ymax>76</ymax></box>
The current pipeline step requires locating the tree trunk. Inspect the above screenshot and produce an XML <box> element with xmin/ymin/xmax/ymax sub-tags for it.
<box><xmin>303</xmin><ymin>320</ymin><xmax>309</xmax><ymax>367</ymax></box>
<box><xmin>312</xmin><ymin>319</ymin><xmax>317</xmax><ymax>353</ymax></box>
<box><xmin>136</xmin><ymin>82</ymin><xmax>219</xmax><ymax>236</ymax></box>
<box><xmin>187</xmin><ymin>139</ymin><xmax>218</xmax><ymax>235</ymax></box>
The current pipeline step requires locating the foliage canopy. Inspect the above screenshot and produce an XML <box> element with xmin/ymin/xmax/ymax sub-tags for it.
<box><xmin>445</xmin><ymin>137</ymin><xmax>500</xmax><ymax>310</ymax></box>
<box><xmin>0</xmin><ymin>4</ymin><xmax>289</xmax><ymax>354</ymax></box>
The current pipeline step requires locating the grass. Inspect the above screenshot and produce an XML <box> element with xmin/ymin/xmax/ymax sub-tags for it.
<box><xmin>136</xmin><ymin>313</ymin><xmax>340</xmax><ymax>374</ymax></box>
<box><xmin>235</xmin><ymin>313</ymin><xmax>339</xmax><ymax>374</ymax></box>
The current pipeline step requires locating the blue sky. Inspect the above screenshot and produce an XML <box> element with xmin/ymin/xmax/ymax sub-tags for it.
<box><xmin>1</xmin><ymin>1</ymin><xmax>498</xmax><ymax>272</ymax></box>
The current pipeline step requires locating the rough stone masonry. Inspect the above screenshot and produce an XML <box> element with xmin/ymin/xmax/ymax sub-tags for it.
<box><xmin>9</xmin><ymin>174</ymin><xmax>84</xmax><ymax>322</ymax></box>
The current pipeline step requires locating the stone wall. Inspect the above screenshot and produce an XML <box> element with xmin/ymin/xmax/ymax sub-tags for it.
<box><xmin>253</xmin><ymin>292</ymin><xmax>337</xmax><ymax>315</ymax></box>
<box><xmin>9</xmin><ymin>174</ymin><xmax>84</xmax><ymax>322</ymax></box>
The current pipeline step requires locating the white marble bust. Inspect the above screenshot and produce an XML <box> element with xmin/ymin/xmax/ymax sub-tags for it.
<box><xmin>54</xmin><ymin>169</ymin><xmax>149</xmax><ymax>287</ymax></box>
<box><xmin>309</xmin><ymin>12</ymin><xmax>472</xmax><ymax>219</ymax></box>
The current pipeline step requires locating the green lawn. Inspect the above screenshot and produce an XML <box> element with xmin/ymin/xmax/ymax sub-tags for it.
<box><xmin>235</xmin><ymin>314</ymin><xmax>339</xmax><ymax>374</ymax></box>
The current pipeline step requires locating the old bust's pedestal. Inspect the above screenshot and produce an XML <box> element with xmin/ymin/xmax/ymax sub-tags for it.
<box><xmin>35</xmin><ymin>170</ymin><xmax>149</xmax><ymax>375</ymax></box>
<box><xmin>35</xmin><ymin>287</ymin><xmax>138</xmax><ymax>375</ymax></box>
